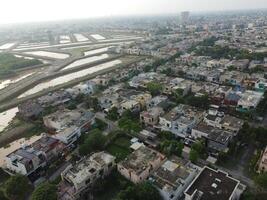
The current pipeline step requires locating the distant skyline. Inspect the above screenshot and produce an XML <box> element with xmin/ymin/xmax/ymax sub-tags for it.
<box><xmin>1</xmin><ymin>0</ymin><xmax>267</xmax><ymax>24</ymax></box>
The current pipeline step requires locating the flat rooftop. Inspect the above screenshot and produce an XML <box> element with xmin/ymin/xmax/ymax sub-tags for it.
<box><xmin>185</xmin><ymin>167</ymin><xmax>239</xmax><ymax>200</ymax></box>
<box><xmin>120</xmin><ymin>146</ymin><xmax>164</xmax><ymax>175</ymax></box>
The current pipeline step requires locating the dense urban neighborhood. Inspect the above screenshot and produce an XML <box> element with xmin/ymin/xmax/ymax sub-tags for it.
<box><xmin>0</xmin><ymin>8</ymin><xmax>267</xmax><ymax>200</ymax></box>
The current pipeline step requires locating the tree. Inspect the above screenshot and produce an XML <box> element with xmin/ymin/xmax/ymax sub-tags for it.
<box><xmin>0</xmin><ymin>190</ymin><xmax>8</xmax><ymax>200</ymax></box>
<box><xmin>79</xmin><ymin>129</ymin><xmax>106</xmax><ymax>156</ymax></box>
<box><xmin>160</xmin><ymin>140</ymin><xmax>184</xmax><ymax>157</ymax></box>
<box><xmin>147</xmin><ymin>82</ymin><xmax>163</xmax><ymax>96</ymax></box>
<box><xmin>107</xmin><ymin>107</ymin><xmax>119</xmax><ymax>121</ymax></box>
<box><xmin>5</xmin><ymin>174</ymin><xmax>32</xmax><ymax>200</ymax></box>
<box><xmin>115</xmin><ymin>182</ymin><xmax>162</xmax><ymax>200</ymax></box>
<box><xmin>30</xmin><ymin>182</ymin><xmax>57</xmax><ymax>200</ymax></box>
<box><xmin>187</xmin><ymin>94</ymin><xmax>210</xmax><ymax>109</ymax></box>
<box><xmin>189</xmin><ymin>149</ymin><xmax>199</xmax><ymax>163</ymax></box>
<box><xmin>254</xmin><ymin>172</ymin><xmax>267</xmax><ymax>189</ymax></box>
<box><xmin>86</xmin><ymin>96</ymin><xmax>100</xmax><ymax>111</ymax></box>
<box><xmin>118</xmin><ymin>118</ymin><xmax>142</xmax><ymax>133</ymax></box>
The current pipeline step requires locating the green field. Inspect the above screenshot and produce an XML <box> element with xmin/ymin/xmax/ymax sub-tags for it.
<box><xmin>0</xmin><ymin>53</ymin><xmax>42</xmax><ymax>77</ymax></box>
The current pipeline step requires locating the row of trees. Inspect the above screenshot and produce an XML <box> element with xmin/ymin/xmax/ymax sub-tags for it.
<box><xmin>194</xmin><ymin>45</ymin><xmax>267</xmax><ymax>61</ymax></box>
<box><xmin>0</xmin><ymin>174</ymin><xmax>57</xmax><ymax>200</ymax></box>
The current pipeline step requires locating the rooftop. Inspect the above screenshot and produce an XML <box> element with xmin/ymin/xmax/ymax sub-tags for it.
<box><xmin>185</xmin><ymin>167</ymin><xmax>240</xmax><ymax>200</ymax></box>
<box><xmin>151</xmin><ymin>157</ymin><xmax>197</xmax><ymax>193</ymax></box>
<box><xmin>62</xmin><ymin>152</ymin><xmax>115</xmax><ymax>187</ymax></box>
<box><xmin>119</xmin><ymin>146</ymin><xmax>164</xmax><ymax>175</ymax></box>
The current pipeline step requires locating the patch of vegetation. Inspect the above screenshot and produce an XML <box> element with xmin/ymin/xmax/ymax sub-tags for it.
<box><xmin>79</xmin><ymin>129</ymin><xmax>106</xmax><ymax>156</ymax></box>
<box><xmin>114</xmin><ymin>181</ymin><xmax>162</xmax><ymax>200</ymax></box>
<box><xmin>0</xmin><ymin>53</ymin><xmax>42</xmax><ymax>77</ymax></box>
<box><xmin>30</xmin><ymin>182</ymin><xmax>57</xmax><ymax>200</ymax></box>
<box><xmin>5</xmin><ymin>174</ymin><xmax>33</xmax><ymax>200</ymax></box>
<box><xmin>147</xmin><ymin>81</ymin><xmax>163</xmax><ymax>96</ymax></box>
<box><xmin>92</xmin><ymin>171</ymin><xmax>133</xmax><ymax>200</ymax></box>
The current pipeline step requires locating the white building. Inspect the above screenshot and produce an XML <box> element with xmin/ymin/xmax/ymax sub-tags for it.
<box><xmin>58</xmin><ymin>152</ymin><xmax>115</xmax><ymax>200</ymax></box>
<box><xmin>237</xmin><ymin>90</ymin><xmax>263</xmax><ymax>112</ymax></box>
<box><xmin>150</xmin><ymin>157</ymin><xmax>200</xmax><ymax>200</ymax></box>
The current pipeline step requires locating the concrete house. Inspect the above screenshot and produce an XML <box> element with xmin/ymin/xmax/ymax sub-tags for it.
<box><xmin>118</xmin><ymin>145</ymin><xmax>165</xmax><ymax>184</ymax></box>
<box><xmin>184</xmin><ymin>166</ymin><xmax>245</xmax><ymax>200</ymax></box>
<box><xmin>150</xmin><ymin>157</ymin><xmax>200</xmax><ymax>200</ymax></box>
<box><xmin>58</xmin><ymin>152</ymin><xmax>115</xmax><ymax>200</ymax></box>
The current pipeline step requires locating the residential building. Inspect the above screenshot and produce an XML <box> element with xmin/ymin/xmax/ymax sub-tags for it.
<box><xmin>147</xmin><ymin>95</ymin><xmax>168</xmax><ymax>109</ymax></box>
<box><xmin>236</xmin><ymin>90</ymin><xmax>263</xmax><ymax>112</ymax></box>
<box><xmin>58</xmin><ymin>152</ymin><xmax>115</xmax><ymax>200</ymax></box>
<box><xmin>119</xmin><ymin>99</ymin><xmax>141</xmax><ymax>115</ymax></box>
<box><xmin>5</xmin><ymin>135</ymin><xmax>65</xmax><ymax>176</ymax></box>
<box><xmin>184</xmin><ymin>166</ymin><xmax>245</xmax><ymax>200</ymax></box>
<box><xmin>140</xmin><ymin>107</ymin><xmax>164</xmax><ymax>126</ymax></box>
<box><xmin>43</xmin><ymin>109</ymin><xmax>95</xmax><ymax>145</ymax></box>
<box><xmin>18</xmin><ymin>100</ymin><xmax>43</xmax><ymax>119</ymax></box>
<box><xmin>192</xmin><ymin>123</ymin><xmax>233</xmax><ymax>154</ymax></box>
<box><xmin>258</xmin><ymin>146</ymin><xmax>267</xmax><ymax>173</ymax></box>
<box><xmin>159</xmin><ymin>105</ymin><xmax>204</xmax><ymax>138</ymax></box>
<box><xmin>255</xmin><ymin>78</ymin><xmax>267</xmax><ymax>92</ymax></box>
<box><xmin>118</xmin><ymin>145</ymin><xmax>165</xmax><ymax>184</ymax></box>
<box><xmin>150</xmin><ymin>157</ymin><xmax>200</xmax><ymax>200</ymax></box>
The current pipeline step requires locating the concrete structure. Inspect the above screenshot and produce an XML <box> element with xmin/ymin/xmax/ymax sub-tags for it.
<box><xmin>159</xmin><ymin>105</ymin><xmax>204</xmax><ymax>138</ymax></box>
<box><xmin>5</xmin><ymin>135</ymin><xmax>65</xmax><ymax>176</ymax></box>
<box><xmin>150</xmin><ymin>157</ymin><xmax>200</xmax><ymax>200</ymax></box>
<box><xmin>237</xmin><ymin>90</ymin><xmax>263</xmax><ymax>112</ymax></box>
<box><xmin>184</xmin><ymin>166</ymin><xmax>245</xmax><ymax>200</ymax></box>
<box><xmin>58</xmin><ymin>152</ymin><xmax>115</xmax><ymax>200</ymax></box>
<box><xmin>258</xmin><ymin>146</ymin><xmax>267</xmax><ymax>173</ymax></box>
<box><xmin>140</xmin><ymin>107</ymin><xmax>164</xmax><ymax>126</ymax></box>
<box><xmin>192</xmin><ymin>123</ymin><xmax>233</xmax><ymax>154</ymax></box>
<box><xmin>43</xmin><ymin>109</ymin><xmax>95</xmax><ymax>145</ymax></box>
<box><xmin>118</xmin><ymin>145</ymin><xmax>165</xmax><ymax>184</ymax></box>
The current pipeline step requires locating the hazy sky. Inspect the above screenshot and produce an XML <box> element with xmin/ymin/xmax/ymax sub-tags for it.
<box><xmin>1</xmin><ymin>0</ymin><xmax>267</xmax><ymax>24</ymax></box>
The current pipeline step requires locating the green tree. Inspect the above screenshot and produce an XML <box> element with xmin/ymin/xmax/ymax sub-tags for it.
<box><xmin>147</xmin><ymin>82</ymin><xmax>163</xmax><ymax>96</ymax></box>
<box><xmin>115</xmin><ymin>182</ymin><xmax>162</xmax><ymax>200</ymax></box>
<box><xmin>0</xmin><ymin>190</ymin><xmax>8</xmax><ymax>200</ymax></box>
<box><xmin>254</xmin><ymin>172</ymin><xmax>267</xmax><ymax>189</ymax></box>
<box><xmin>186</xmin><ymin>94</ymin><xmax>210</xmax><ymax>109</ymax></box>
<box><xmin>107</xmin><ymin>107</ymin><xmax>119</xmax><ymax>121</ymax></box>
<box><xmin>86</xmin><ymin>96</ymin><xmax>100</xmax><ymax>111</ymax></box>
<box><xmin>160</xmin><ymin>140</ymin><xmax>184</xmax><ymax>157</ymax></box>
<box><xmin>189</xmin><ymin>149</ymin><xmax>199</xmax><ymax>163</ymax></box>
<box><xmin>5</xmin><ymin>174</ymin><xmax>32</xmax><ymax>200</ymax></box>
<box><xmin>30</xmin><ymin>182</ymin><xmax>57</xmax><ymax>200</ymax></box>
<box><xmin>79</xmin><ymin>129</ymin><xmax>106</xmax><ymax>156</ymax></box>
